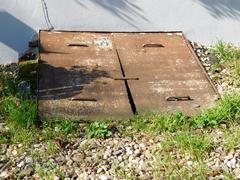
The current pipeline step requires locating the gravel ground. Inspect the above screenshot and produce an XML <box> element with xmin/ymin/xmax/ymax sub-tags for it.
<box><xmin>1</xmin><ymin>129</ymin><xmax>240</xmax><ymax>179</ymax></box>
<box><xmin>194</xmin><ymin>44</ymin><xmax>240</xmax><ymax>95</ymax></box>
<box><xmin>1</xmin><ymin>45</ymin><xmax>240</xmax><ymax>179</ymax></box>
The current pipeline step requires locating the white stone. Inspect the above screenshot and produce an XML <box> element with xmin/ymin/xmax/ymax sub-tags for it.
<box><xmin>17</xmin><ymin>160</ymin><xmax>25</xmax><ymax>168</ymax></box>
<box><xmin>53</xmin><ymin>176</ymin><xmax>60</xmax><ymax>180</ymax></box>
<box><xmin>186</xmin><ymin>161</ymin><xmax>193</xmax><ymax>167</ymax></box>
<box><xmin>25</xmin><ymin>157</ymin><xmax>33</xmax><ymax>164</ymax></box>
<box><xmin>12</xmin><ymin>149</ymin><xmax>17</xmax><ymax>156</ymax></box>
<box><xmin>117</xmin><ymin>156</ymin><xmax>123</xmax><ymax>161</ymax></box>
<box><xmin>227</xmin><ymin>158</ymin><xmax>236</xmax><ymax>168</ymax></box>
<box><xmin>0</xmin><ymin>170</ymin><xmax>8</xmax><ymax>178</ymax></box>
<box><xmin>97</xmin><ymin>168</ymin><xmax>103</xmax><ymax>174</ymax></box>
<box><xmin>99</xmin><ymin>174</ymin><xmax>113</xmax><ymax>180</ymax></box>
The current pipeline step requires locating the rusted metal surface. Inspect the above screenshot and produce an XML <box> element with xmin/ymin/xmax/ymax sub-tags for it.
<box><xmin>113</xmin><ymin>32</ymin><xmax>218</xmax><ymax>115</ymax></box>
<box><xmin>38</xmin><ymin>30</ymin><xmax>218</xmax><ymax>119</ymax></box>
<box><xmin>38</xmin><ymin>31</ymin><xmax>132</xmax><ymax>119</ymax></box>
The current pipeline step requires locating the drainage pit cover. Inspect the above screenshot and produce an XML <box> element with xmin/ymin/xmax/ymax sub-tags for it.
<box><xmin>38</xmin><ymin>31</ymin><xmax>218</xmax><ymax>119</ymax></box>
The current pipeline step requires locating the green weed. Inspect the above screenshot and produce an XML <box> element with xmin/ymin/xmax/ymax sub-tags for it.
<box><xmin>192</xmin><ymin>94</ymin><xmax>240</xmax><ymax>128</ymax></box>
<box><xmin>114</xmin><ymin>166</ymin><xmax>137</xmax><ymax>180</ymax></box>
<box><xmin>35</xmin><ymin>161</ymin><xmax>64</xmax><ymax>179</ymax></box>
<box><xmin>125</xmin><ymin>112</ymin><xmax>190</xmax><ymax>135</ymax></box>
<box><xmin>210</xmin><ymin>41</ymin><xmax>240</xmax><ymax>63</ymax></box>
<box><xmin>86</xmin><ymin>122</ymin><xmax>112</xmax><ymax>138</ymax></box>
<box><xmin>153</xmin><ymin>151</ymin><xmax>209</xmax><ymax>179</ymax></box>
<box><xmin>8</xmin><ymin>126</ymin><xmax>37</xmax><ymax>145</ymax></box>
<box><xmin>210</xmin><ymin>41</ymin><xmax>240</xmax><ymax>82</ymax></box>
<box><xmin>40</xmin><ymin>117</ymin><xmax>78</xmax><ymax>141</ymax></box>
<box><xmin>0</xmin><ymin>70</ymin><xmax>16</xmax><ymax>97</ymax></box>
<box><xmin>174</xmin><ymin>131</ymin><xmax>213</xmax><ymax>159</ymax></box>
<box><xmin>55</xmin><ymin>118</ymin><xmax>78</xmax><ymax>135</ymax></box>
<box><xmin>0</xmin><ymin>133</ymin><xmax>10</xmax><ymax>144</ymax></box>
<box><xmin>154</xmin><ymin>132</ymin><xmax>211</xmax><ymax>178</ymax></box>
<box><xmin>46</xmin><ymin>140</ymin><xmax>60</xmax><ymax>155</ymax></box>
<box><xmin>4</xmin><ymin>97</ymin><xmax>37</xmax><ymax>128</ymax></box>
<box><xmin>224</xmin><ymin>125</ymin><xmax>240</xmax><ymax>152</ymax></box>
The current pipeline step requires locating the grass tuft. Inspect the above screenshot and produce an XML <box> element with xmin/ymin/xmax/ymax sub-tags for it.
<box><xmin>210</xmin><ymin>41</ymin><xmax>240</xmax><ymax>63</ymax></box>
<box><xmin>0</xmin><ymin>96</ymin><xmax>37</xmax><ymax>128</ymax></box>
<box><xmin>174</xmin><ymin>131</ymin><xmax>213</xmax><ymax>159</ymax></box>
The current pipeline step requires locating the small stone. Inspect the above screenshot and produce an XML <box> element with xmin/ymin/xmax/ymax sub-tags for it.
<box><xmin>33</xmin><ymin>144</ymin><xmax>41</xmax><ymax>148</ymax></box>
<box><xmin>224</xmin><ymin>153</ymin><xmax>234</xmax><ymax>161</ymax></box>
<box><xmin>227</xmin><ymin>157</ymin><xmax>236</xmax><ymax>168</ymax></box>
<box><xmin>53</xmin><ymin>176</ymin><xmax>60</xmax><ymax>180</ymax></box>
<box><xmin>72</xmin><ymin>154</ymin><xmax>84</xmax><ymax>163</ymax></box>
<box><xmin>113</xmin><ymin>139</ymin><xmax>118</xmax><ymax>144</ymax></box>
<box><xmin>113</xmin><ymin>150</ymin><xmax>123</xmax><ymax>156</ymax></box>
<box><xmin>17</xmin><ymin>161</ymin><xmax>25</xmax><ymax>168</ymax></box>
<box><xmin>117</xmin><ymin>156</ymin><xmax>123</xmax><ymax>162</ymax></box>
<box><xmin>134</xmin><ymin>149</ymin><xmax>141</xmax><ymax>157</ymax></box>
<box><xmin>12</xmin><ymin>149</ymin><xmax>17</xmax><ymax>156</ymax></box>
<box><xmin>25</xmin><ymin>157</ymin><xmax>33</xmax><ymax>164</ymax></box>
<box><xmin>97</xmin><ymin>168</ymin><xmax>103</xmax><ymax>174</ymax></box>
<box><xmin>234</xmin><ymin>168</ymin><xmax>240</xmax><ymax>177</ymax></box>
<box><xmin>99</xmin><ymin>174</ymin><xmax>113</xmax><ymax>180</ymax></box>
<box><xmin>149</xmin><ymin>139</ymin><xmax>154</xmax><ymax>144</ymax></box>
<box><xmin>186</xmin><ymin>161</ymin><xmax>193</xmax><ymax>167</ymax></box>
<box><xmin>77</xmin><ymin>171</ymin><xmax>88</xmax><ymax>179</ymax></box>
<box><xmin>126</xmin><ymin>150</ymin><xmax>133</xmax><ymax>156</ymax></box>
<box><xmin>67</xmin><ymin>159</ymin><xmax>73</xmax><ymax>166</ymax></box>
<box><xmin>139</xmin><ymin>143</ymin><xmax>146</xmax><ymax>150</ymax></box>
<box><xmin>18</xmin><ymin>144</ymin><xmax>23</xmax><ymax>148</ymax></box>
<box><xmin>0</xmin><ymin>170</ymin><xmax>8</xmax><ymax>178</ymax></box>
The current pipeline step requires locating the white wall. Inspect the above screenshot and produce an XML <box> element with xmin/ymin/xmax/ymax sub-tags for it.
<box><xmin>0</xmin><ymin>0</ymin><xmax>240</xmax><ymax>64</ymax></box>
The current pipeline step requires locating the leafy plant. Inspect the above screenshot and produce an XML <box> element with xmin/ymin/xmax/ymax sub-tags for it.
<box><xmin>86</xmin><ymin>122</ymin><xmax>112</xmax><ymax>138</ymax></box>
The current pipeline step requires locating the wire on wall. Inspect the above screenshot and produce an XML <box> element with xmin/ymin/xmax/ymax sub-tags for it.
<box><xmin>41</xmin><ymin>0</ymin><xmax>54</xmax><ymax>30</ymax></box>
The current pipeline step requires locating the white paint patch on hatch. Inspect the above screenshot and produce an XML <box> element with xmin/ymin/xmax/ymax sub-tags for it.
<box><xmin>93</xmin><ymin>38</ymin><xmax>113</xmax><ymax>49</ymax></box>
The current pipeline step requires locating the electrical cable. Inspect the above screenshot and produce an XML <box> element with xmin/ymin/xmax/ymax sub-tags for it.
<box><xmin>41</xmin><ymin>0</ymin><xmax>54</xmax><ymax>30</ymax></box>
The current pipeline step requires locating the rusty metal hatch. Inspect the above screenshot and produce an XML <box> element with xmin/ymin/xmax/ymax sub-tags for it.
<box><xmin>38</xmin><ymin>31</ymin><xmax>218</xmax><ymax>119</ymax></box>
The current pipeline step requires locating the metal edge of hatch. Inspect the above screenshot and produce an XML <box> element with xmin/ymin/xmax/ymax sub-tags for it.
<box><xmin>182</xmin><ymin>33</ymin><xmax>220</xmax><ymax>98</ymax></box>
<box><xmin>38</xmin><ymin>29</ymin><xmax>184</xmax><ymax>34</ymax></box>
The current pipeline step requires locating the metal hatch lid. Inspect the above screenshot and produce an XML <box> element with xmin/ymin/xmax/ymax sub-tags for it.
<box><xmin>38</xmin><ymin>30</ymin><xmax>219</xmax><ymax>119</ymax></box>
